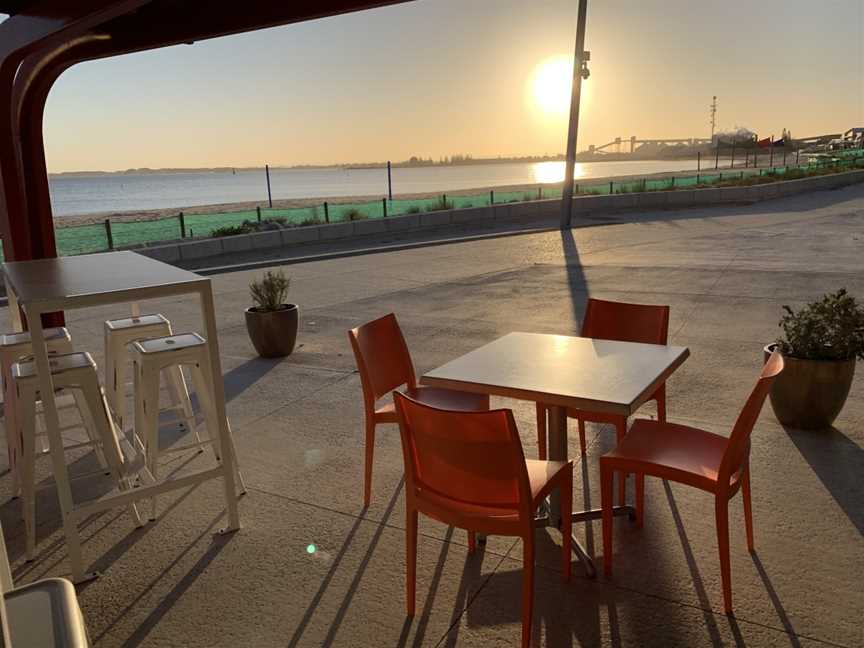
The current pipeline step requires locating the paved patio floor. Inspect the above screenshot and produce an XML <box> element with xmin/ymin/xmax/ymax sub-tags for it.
<box><xmin>1</xmin><ymin>184</ymin><xmax>862</xmax><ymax>647</ymax></box>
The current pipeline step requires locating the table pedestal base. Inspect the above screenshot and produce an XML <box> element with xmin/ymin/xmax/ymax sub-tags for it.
<box><xmin>535</xmin><ymin>504</ymin><xmax>635</xmax><ymax>578</ymax></box>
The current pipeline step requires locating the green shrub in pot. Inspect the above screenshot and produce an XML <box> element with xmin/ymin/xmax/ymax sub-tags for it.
<box><xmin>766</xmin><ymin>289</ymin><xmax>864</xmax><ymax>429</ymax></box>
<box><xmin>245</xmin><ymin>270</ymin><xmax>299</xmax><ymax>357</ymax></box>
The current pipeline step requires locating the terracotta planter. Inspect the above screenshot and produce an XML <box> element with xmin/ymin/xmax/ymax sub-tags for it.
<box><xmin>764</xmin><ymin>343</ymin><xmax>856</xmax><ymax>430</ymax></box>
<box><xmin>245</xmin><ymin>304</ymin><xmax>299</xmax><ymax>358</ymax></box>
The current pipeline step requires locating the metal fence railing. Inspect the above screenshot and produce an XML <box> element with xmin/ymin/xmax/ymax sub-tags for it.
<box><xmin>15</xmin><ymin>151</ymin><xmax>864</xmax><ymax>261</ymax></box>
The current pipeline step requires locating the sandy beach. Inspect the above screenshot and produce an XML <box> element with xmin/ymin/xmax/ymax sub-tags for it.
<box><xmin>52</xmin><ymin>163</ymin><xmax>715</xmax><ymax>228</ymax></box>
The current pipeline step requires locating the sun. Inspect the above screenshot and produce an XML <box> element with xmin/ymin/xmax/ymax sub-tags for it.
<box><xmin>530</xmin><ymin>56</ymin><xmax>573</xmax><ymax>115</ymax></box>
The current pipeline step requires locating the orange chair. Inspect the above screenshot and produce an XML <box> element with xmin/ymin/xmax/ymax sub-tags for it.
<box><xmin>599</xmin><ymin>352</ymin><xmax>784</xmax><ymax>614</ymax></box>
<box><xmin>394</xmin><ymin>392</ymin><xmax>573</xmax><ymax>648</ymax></box>
<box><xmin>537</xmin><ymin>298</ymin><xmax>670</xmax><ymax>504</ymax></box>
<box><xmin>349</xmin><ymin>313</ymin><xmax>490</xmax><ymax>506</ymax></box>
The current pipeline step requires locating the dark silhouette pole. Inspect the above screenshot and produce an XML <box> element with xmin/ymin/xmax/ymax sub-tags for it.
<box><xmin>387</xmin><ymin>160</ymin><xmax>393</xmax><ymax>200</ymax></box>
<box><xmin>560</xmin><ymin>0</ymin><xmax>590</xmax><ymax>228</ymax></box>
<box><xmin>265</xmin><ymin>164</ymin><xmax>273</xmax><ymax>208</ymax></box>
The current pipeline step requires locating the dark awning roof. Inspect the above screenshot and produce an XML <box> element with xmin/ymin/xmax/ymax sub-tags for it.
<box><xmin>1</xmin><ymin>1</ymin><xmax>414</xmax><ymax>59</ymax></box>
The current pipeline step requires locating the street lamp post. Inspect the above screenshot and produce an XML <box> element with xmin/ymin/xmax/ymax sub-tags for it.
<box><xmin>560</xmin><ymin>0</ymin><xmax>590</xmax><ymax>228</ymax></box>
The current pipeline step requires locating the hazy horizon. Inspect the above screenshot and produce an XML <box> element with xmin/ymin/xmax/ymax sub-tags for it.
<box><xmin>4</xmin><ymin>0</ymin><xmax>861</xmax><ymax>173</ymax></box>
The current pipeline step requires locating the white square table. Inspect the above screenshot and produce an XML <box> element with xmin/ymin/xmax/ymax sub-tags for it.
<box><xmin>2</xmin><ymin>251</ymin><xmax>242</xmax><ymax>582</ymax></box>
<box><xmin>422</xmin><ymin>331</ymin><xmax>690</xmax><ymax>577</ymax></box>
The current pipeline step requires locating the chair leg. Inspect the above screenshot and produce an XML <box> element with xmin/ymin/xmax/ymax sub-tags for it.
<box><xmin>577</xmin><ymin>418</ymin><xmax>587</xmax><ymax>455</ymax></box>
<box><xmin>742</xmin><ymin>466</ymin><xmax>754</xmax><ymax>552</ymax></box>
<box><xmin>406</xmin><ymin>507</ymin><xmax>418</xmax><ymax>616</ymax></box>
<box><xmin>535</xmin><ymin>404</ymin><xmax>546</xmax><ymax>461</ymax></box>
<box><xmin>615</xmin><ymin>417</ymin><xmax>628</xmax><ymax>507</ymax></box>
<box><xmin>635</xmin><ymin>473</ymin><xmax>645</xmax><ymax>528</ymax></box>
<box><xmin>467</xmin><ymin>531</ymin><xmax>477</xmax><ymax>554</ymax></box>
<box><xmin>561</xmin><ymin>470</ymin><xmax>573</xmax><ymax>582</ymax></box>
<box><xmin>600</xmin><ymin>462</ymin><xmax>614</xmax><ymax>578</ymax></box>
<box><xmin>521</xmin><ymin>534</ymin><xmax>535</xmax><ymax>648</ymax></box>
<box><xmin>715</xmin><ymin>495</ymin><xmax>733</xmax><ymax>614</ymax></box>
<box><xmin>363</xmin><ymin>419</ymin><xmax>376</xmax><ymax>507</ymax></box>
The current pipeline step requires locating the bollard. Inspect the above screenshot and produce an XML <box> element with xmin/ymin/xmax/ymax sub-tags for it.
<box><xmin>104</xmin><ymin>219</ymin><xmax>114</xmax><ymax>250</ymax></box>
<box><xmin>179</xmin><ymin>211</ymin><xmax>186</xmax><ymax>238</ymax></box>
<box><xmin>538</xmin><ymin>186</ymin><xmax>542</xmax><ymax>199</ymax></box>
<box><xmin>324</xmin><ymin>202</ymin><xmax>330</xmax><ymax>223</ymax></box>
<box><xmin>382</xmin><ymin>198</ymin><xmax>387</xmax><ymax>218</ymax></box>
<box><xmin>609</xmin><ymin>181</ymin><xmax>613</xmax><ymax>194</ymax></box>
<box><xmin>670</xmin><ymin>176</ymin><xmax>675</xmax><ymax>188</ymax></box>
<box><xmin>490</xmin><ymin>190</ymin><xmax>494</xmax><ymax>205</ymax></box>
<box><xmin>256</xmin><ymin>205</ymin><xmax>262</xmax><ymax>223</ymax></box>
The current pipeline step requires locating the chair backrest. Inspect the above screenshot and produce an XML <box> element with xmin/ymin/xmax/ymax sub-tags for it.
<box><xmin>719</xmin><ymin>351</ymin><xmax>785</xmax><ymax>484</ymax></box>
<box><xmin>581</xmin><ymin>298</ymin><xmax>670</xmax><ymax>345</ymax></box>
<box><xmin>348</xmin><ymin>314</ymin><xmax>417</xmax><ymax>407</ymax></box>
<box><xmin>394</xmin><ymin>392</ymin><xmax>532</xmax><ymax>517</ymax></box>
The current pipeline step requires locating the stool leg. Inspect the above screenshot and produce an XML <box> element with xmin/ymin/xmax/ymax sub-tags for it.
<box><xmin>136</xmin><ymin>362</ymin><xmax>162</xmax><ymax>520</ymax></box>
<box><xmin>3</xmin><ymin>363</ymin><xmax>21</xmax><ymax>498</ymax></box>
<box><xmin>109</xmin><ymin>338</ymin><xmax>128</xmax><ymax>433</ymax></box>
<box><xmin>71</xmin><ymin>388</ymin><xmax>109</xmax><ymax>471</ymax></box>
<box><xmin>166</xmin><ymin>365</ymin><xmax>201</xmax><ymax>444</ymax></box>
<box><xmin>19</xmin><ymin>386</ymin><xmax>37</xmax><ymax>561</ymax></box>
<box><xmin>78</xmin><ymin>375</ymin><xmax>144</xmax><ymax>527</ymax></box>
<box><xmin>190</xmin><ymin>360</ymin><xmax>246</xmax><ymax>493</ymax></box>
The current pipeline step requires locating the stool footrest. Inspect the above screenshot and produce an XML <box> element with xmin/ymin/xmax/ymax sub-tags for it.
<box><xmin>161</xmin><ymin>439</ymin><xmax>214</xmax><ymax>455</ymax></box>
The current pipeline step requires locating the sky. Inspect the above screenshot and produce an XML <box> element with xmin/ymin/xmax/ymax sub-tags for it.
<box><xmin>3</xmin><ymin>0</ymin><xmax>862</xmax><ymax>172</ymax></box>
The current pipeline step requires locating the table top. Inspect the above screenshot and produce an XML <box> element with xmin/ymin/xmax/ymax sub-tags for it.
<box><xmin>2</xmin><ymin>252</ymin><xmax>204</xmax><ymax>309</ymax></box>
<box><xmin>422</xmin><ymin>332</ymin><xmax>689</xmax><ymax>416</ymax></box>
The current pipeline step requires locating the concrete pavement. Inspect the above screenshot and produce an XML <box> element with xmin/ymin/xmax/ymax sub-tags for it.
<box><xmin>1</xmin><ymin>183</ymin><xmax>862</xmax><ymax>647</ymax></box>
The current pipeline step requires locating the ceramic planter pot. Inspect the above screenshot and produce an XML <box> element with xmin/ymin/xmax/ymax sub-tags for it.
<box><xmin>245</xmin><ymin>304</ymin><xmax>299</xmax><ymax>358</ymax></box>
<box><xmin>764</xmin><ymin>343</ymin><xmax>855</xmax><ymax>430</ymax></box>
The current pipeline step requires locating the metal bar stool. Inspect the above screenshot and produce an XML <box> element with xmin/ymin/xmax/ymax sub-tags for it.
<box><xmin>1</xmin><ymin>328</ymin><xmax>74</xmax><ymax>498</ymax></box>
<box><xmin>13</xmin><ymin>352</ymin><xmax>143</xmax><ymax>560</ymax></box>
<box><xmin>130</xmin><ymin>333</ymin><xmax>245</xmax><ymax>519</ymax></box>
<box><xmin>104</xmin><ymin>314</ymin><xmax>196</xmax><ymax>436</ymax></box>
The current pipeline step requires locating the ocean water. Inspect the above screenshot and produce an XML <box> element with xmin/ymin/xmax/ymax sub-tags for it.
<box><xmin>48</xmin><ymin>159</ymin><xmax>700</xmax><ymax>218</ymax></box>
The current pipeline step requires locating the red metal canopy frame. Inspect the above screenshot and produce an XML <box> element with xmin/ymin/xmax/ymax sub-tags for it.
<box><xmin>0</xmin><ymin>1</ymin><xmax>413</xmax><ymax>265</ymax></box>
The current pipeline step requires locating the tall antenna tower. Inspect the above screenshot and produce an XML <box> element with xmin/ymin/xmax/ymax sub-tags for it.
<box><xmin>709</xmin><ymin>95</ymin><xmax>718</xmax><ymax>139</ymax></box>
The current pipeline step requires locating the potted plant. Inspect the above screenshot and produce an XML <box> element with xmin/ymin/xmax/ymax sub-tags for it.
<box><xmin>764</xmin><ymin>289</ymin><xmax>864</xmax><ymax>429</ymax></box>
<box><xmin>245</xmin><ymin>269</ymin><xmax>298</xmax><ymax>358</ymax></box>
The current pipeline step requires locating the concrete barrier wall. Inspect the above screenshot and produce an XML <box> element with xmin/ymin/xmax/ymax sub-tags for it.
<box><xmin>138</xmin><ymin>168</ymin><xmax>864</xmax><ymax>265</ymax></box>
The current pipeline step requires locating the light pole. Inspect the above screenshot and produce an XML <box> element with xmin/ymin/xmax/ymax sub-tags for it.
<box><xmin>560</xmin><ymin>0</ymin><xmax>590</xmax><ymax>228</ymax></box>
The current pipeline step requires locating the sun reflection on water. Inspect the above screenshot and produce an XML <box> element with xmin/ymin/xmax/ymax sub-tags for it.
<box><xmin>531</xmin><ymin>161</ymin><xmax>585</xmax><ymax>184</ymax></box>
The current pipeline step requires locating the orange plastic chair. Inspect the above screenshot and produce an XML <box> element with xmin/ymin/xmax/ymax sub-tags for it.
<box><xmin>394</xmin><ymin>392</ymin><xmax>573</xmax><ymax>648</ymax></box>
<box><xmin>599</xmin><ymin>352</ymin><xmax>784</xmax><ymax>614</ymax></box>
<box><xmin>536</xmin><ymin>298</ymin><xmax>670</xmax><ymax>504</ymax></box>
<box><xmin>349</xmin><ymin>313</ymin><xmax>490</xmax><ymax>506</ymax></box>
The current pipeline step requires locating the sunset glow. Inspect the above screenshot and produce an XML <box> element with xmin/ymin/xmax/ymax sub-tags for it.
<box><xmin>530</xmin><ymin>56</ymin><xmax>573</xmax><ymax>116</ymax></box>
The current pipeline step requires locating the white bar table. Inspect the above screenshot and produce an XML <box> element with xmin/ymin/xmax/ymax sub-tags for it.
<box><xmin>422</xmin><ymin>331</ymin><xmax>689</xmax><ymax>577</ymax></box>
<box><xmin>2</xmin><ymin>251</ymin><xmax>241</xmax><ymax>582</ymax></box>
